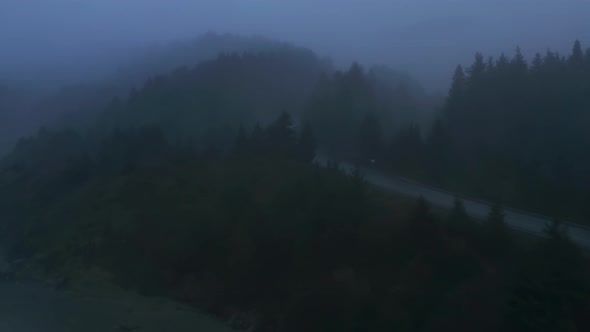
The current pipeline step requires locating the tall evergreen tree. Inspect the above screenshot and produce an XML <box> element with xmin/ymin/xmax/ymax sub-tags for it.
<box><xmin>569</xmin><ymin>40</ymin><xmax>584</xmax><ymax>65</ymax></box>
<box><xmin>496</xmin><ymin>53</ymin><xmax>510</xmax><ymax>70</ymax></box>
<box><xmin>467</xmin><ymin>53</ymin><xmax>486</xmax><ymax>83</ymax></box>
<box><xmin>486</xmin><ymin>56</ymin><xmax>496</xmax><ymax>72</ymax></box>
<box><xmin>530</xmin><ymin>53</ymin><xmax>543</xmax><ymax>72</ymax></box>
<box><xmin>437</xmin><ymin>40</ymin><xmax>590</xmax><ymax>223</ymax></box>
<box><xmin>511</xmin><ymin>46</ymin><xmax>528</xmax><ymax>73</ymax></box>
<box><xmin>446</xmin><ymin>65</ymin><xmax>466</xmax><ymax>123</ymax></box>
<box><xmin>448</xmin><ymin>65</ymin><xmax>466</xmax><ymax>102</ymax></box>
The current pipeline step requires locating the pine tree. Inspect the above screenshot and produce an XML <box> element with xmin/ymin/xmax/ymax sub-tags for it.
<box><xmin>466</xmin><ymin>53</ymin><xmax>486</xmax><ymax>103</ymax></box>
<box><xmin>530</xmin><ymin>53</ymin><xmax>543</xmax><ymax>72</ymax></box>
<box><xmin>448</xmin><ymin>65</ymin><xmax>466</xmax><ymax>102</ymax></box>
<box><xmin>511</xmin><ymin>46</ymin><xmax>528</xmax><ymax>73</ymax></box>
<box><xmin>486</xmin><ymin>56</ymin><xmax>495</xmax><ymax>72</ymax></box>
<box><xmin>467</xmin><ymin>53</ymin><xmax>486</xmax><ymax>82</ymax></box>
<box><xmin>446</xmin><ymin>65</ymin><xmax>466</xmax><ymax>127</ymax></box>
<box><xmin>496</xmin><ymin>53</ymin><xmax>509</xmax><ymax>69</ymax></box>
<box><xmin>495</xmin><ymin>53</ymin><xmax>510</xmax><ymax>79</ymax></box>
<box><xmin>346</xmin><ymin>62</ymin><xmax>367</xmax><ymax>92</ymax></box>
<box><xmin>569</xmin><ymin>40</ymin><xmax>584</xmax><ymax>66</ymax></box>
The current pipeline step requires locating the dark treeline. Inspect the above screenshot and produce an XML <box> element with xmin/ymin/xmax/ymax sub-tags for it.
<box><xmin>47</xmin><ymin>33</ymin><xmax>322</xmax><ymax>120</ymax></box>
<box><xmin>322</xmin><ymin>42</ymin><xmax>590</xmax><ymax>222</ymax></box>
<box><xmin>0</xmin><ymin>37</ymin><xmax>590</xmax><ymax>331</ymax></box>
<box><xmin>58</xmin><ymin>44</ymin><xmax>433</xmax><ymax>158</ymax></box>
<box><xmin>305</xmin><ymin>63</ymin><xmax>436</xmax><ymax>158</ymax></box>
<box><xmin>118</xmin><ymin>32</ymin><xmax>316</xmax><ymax>88</ymax></box>
<box><xmin>92</xmin><ymin>49</ymin><xmax>330</xmax><ymax>146</ymax></box>
<box><xmin>341</xmin><ymin>41</ymin><xmax>590</xmax><ymax>222</ymax></box>
<box><xmin>0</xmin><ymin>33</ymin><xmax>316</xmax><ymax>156</ymax></box>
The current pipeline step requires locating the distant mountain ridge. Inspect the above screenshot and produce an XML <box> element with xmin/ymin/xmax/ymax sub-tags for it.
<box><xmin>0</xmin><ymin>33</ymin><xmax>331</xmax><ymax>154</ymax></box>
<box><xmin>39</xmin><ymin>33</ymin><xmax>327</xmax><ymax>125</ymax></box>
<box><xmin>113</xmin><ymin>32</ymin><xmax>325</xmax><ymax>87</ymax></box>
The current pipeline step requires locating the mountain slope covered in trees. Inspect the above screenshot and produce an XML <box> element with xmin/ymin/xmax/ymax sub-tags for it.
<box><xmin>92</xmin><ymin>50</ymin><xmax>330</xmax><ymax>145</ymax></box>
<box><xmin>72</xmin><ymin>46</ymin><xmax>433</xmax><ymax>153</ymax></box>
<box><xmin>2</xmin><ymin>112</ymin><xmax>589</xmax><ymax>332</ymax></box>
<box><xmin>304</xmin><ymin>63</ymin><xmax>437</xmax><ymax>158</ymax></box>
<box><xmin>1</xmin><ymin>34</ymin><xmax>589</xmax><ymax>332</ymax></box>
<box><xmin>0</xmin><ymin>34</ymin><xmax>324</xmax><ymax>156</ymax></box>
<box><xmin>381</xmin><ymin>41</ymin><xmax>590</xmax><ymax>222</ymax></box>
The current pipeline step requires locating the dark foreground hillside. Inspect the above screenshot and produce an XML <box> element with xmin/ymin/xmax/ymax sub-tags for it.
<box><xmin>1</xmin><ymin>113</ymin><xmax>589</xmax><ymax>332</ymax></box>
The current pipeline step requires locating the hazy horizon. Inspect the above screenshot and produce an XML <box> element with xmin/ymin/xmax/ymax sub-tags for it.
<box><xmin>2</xmin><ymin>0</ymin><xmax>590</xmax><ymax>92</ymax></box>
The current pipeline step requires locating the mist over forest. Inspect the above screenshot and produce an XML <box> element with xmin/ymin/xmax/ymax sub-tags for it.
<box><xmin>2</xmin><ymin>0</ymin><xmax>590</xmax><ymax>88</ymax></box>
<box><xmin>2</xmin><ymin>1</ymin><xmax>590</xmax><ymax>331</ymax></box>
<box><xmin>0</xmin><ymin>0</ymin><xmax>588</xmax><ymax>156</ymax></box>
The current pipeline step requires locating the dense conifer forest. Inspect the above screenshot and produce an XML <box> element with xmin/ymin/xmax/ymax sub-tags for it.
<box><xmin>1</xmin><ymin>34</ymin><xmax>589</xmax><ymax>331</ymax></box>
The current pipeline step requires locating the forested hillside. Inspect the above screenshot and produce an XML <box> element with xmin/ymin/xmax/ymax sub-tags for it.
<box><xmin>1</xmin><ymin>35</ymin><xmax>590</xmax><ymax>332</ymax></box>
<box><xmin>0</xmin><ymin>34</ymin><xmax>320</xmax><ymax>156</ymax></box>
<box><xmin>116</xmin><ymin>32</ymin><xmax>315</xmax><ymax>87</ymax></box>
<box><xmin>92</xmin><ymin>49</ymin><xmax>330</xmax><ymax>145</ymax></box>
<box><xmin>2</xmin><ymin>112</ymin><xmax>589</xmax><ymax>332</ymax></box>
<box><xmin>39</xmin><ymin>33</ymin><xmax>331</xmax><ymax>132</ymax></box>
<box><xmin>377</xmin><ymin>41</ymin><xmax>590</xmax><ymax>222</ymax></box>
<box><xmin>77</xmin><ymin>46</ymin><xmax>432</xmax><ymax>152</ymax></box>
<box><xmin>304</xmin><ymin>63</ymin><xmax>436</xmax><ymax>158</ymax></box>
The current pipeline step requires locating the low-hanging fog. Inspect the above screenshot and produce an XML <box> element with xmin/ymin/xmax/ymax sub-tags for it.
<box><xmin>5</xmin><ymin>3</ymin><xmax>590</xmax><ymax>330</ymax></box>
<box><xmin>2</xmin><ymin>0</ymin><xmax>589</xmax><ymax>92</ymax></box>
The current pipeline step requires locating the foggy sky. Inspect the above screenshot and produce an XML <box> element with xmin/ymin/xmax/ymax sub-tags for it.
<box><xmin>2</xmin><ymin>0</ymin><xmax>590</xmax><ymax>91</ymax></box>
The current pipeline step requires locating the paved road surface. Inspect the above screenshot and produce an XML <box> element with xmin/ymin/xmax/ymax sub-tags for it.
<box><xmin>0</xmin><ymin>281</ymin><xmax>232</xmax><ymax>332</ymax></box>
<box><xmin>317</xmin><ymin>157</ymin><xmax>590</xmax><ymax>250</ymax></box>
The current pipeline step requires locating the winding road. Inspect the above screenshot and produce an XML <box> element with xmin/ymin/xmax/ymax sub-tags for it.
<box><xmin>323</xmin><ymin>157</ymin><xmax>590</xmax><ymax>250</ymax></box>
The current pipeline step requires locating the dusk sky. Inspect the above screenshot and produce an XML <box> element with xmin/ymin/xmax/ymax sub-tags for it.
<box><xmin>1</xmin><ymin>0</ymin><xmax>589</xmax><ymax>90</ymax></box>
